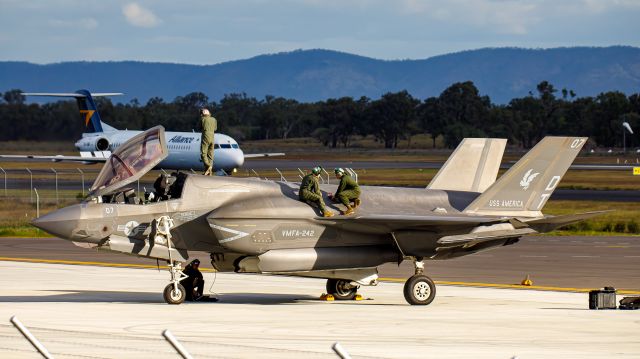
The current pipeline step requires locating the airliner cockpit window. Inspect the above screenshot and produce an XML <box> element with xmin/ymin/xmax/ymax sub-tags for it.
<box><xmin>88</xmin><ymin>126</ymin><xmax>168</xmax><ymax>198</ymax></box>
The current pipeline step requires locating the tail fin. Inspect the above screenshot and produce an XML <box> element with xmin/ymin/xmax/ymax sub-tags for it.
<box><xmin>463</xmin><ymin>137</ymin><xmax>587</xmax><ymax>217</ymax></box>
<box><xmin>21</xmin><ymin>90</ymin><xmax>122</xmax><ymax>133</ymax></box>
<box><xmin>427</xmin><ymin>138</ymin><xmax>506</xmax><ymax>193</ymax></box>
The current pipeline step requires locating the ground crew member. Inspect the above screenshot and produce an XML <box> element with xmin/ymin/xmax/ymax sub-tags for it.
<box><xmin>299</xmin><ymin>166</ymin><xmax>334</xmax><ymax>217</ymax></box>
<box><xmin>331</xmin><ymin>168</ymin><xmax>361</xmax><ymax>215</ymax></box>
<box><xmin>182</xmin><ymin>259</ymin><xmax>205</xmax><ymax>301</ymax></box>
<box><xmin>200</xmin><ymin>108</ymin><xmax>217</xmax><ymax>176</ymax></box>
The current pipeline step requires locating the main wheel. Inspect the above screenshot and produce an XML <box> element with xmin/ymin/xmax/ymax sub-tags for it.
<box><xmin>163</xmin><ymin>283</ymin><xmax>186</xmax><ymax>305</ymax></box>
<box><xmin>403</xmin><ymin>275</ymin><xmax>436</xmax><ymax>305</ymax></box>
<box><xmin>326</xmin><ymin>279</ymin><xmax>358</xmax><ymax>300</ymax></box>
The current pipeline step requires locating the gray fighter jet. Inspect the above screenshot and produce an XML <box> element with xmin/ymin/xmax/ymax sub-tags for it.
<box><xmin>32</xmin><ymin>126</ymin><xmax>604</xmax><ymax>305</ymax></box>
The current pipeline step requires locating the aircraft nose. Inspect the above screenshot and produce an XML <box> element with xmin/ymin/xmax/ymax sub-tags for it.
<box><xmin>31</xmin><ymin>204</ymin><xmax>82</xmax><ymax>239</ymax></box>
<box><xmin>235</xmin><ymin>149</ymin><xmax>245</xmax><ymax>168</ymax></box>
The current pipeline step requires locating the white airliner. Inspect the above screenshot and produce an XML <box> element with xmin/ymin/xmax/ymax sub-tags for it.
<box><xmin>0</xmin><ymin>90</ymin><xmax>283</xmax><ymax>172</ymax></box>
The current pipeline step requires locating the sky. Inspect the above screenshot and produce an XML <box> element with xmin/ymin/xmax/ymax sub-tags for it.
<box><xmin>0</xmin><ymin>0</ymin><xmax>638</xmax><ymax>65</ymax></box>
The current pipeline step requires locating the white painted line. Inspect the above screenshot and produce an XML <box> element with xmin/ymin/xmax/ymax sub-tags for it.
<box><xmin>571</xmin><ymin>255</ymin><xmax>599</xmax><ymax>258</ymax></box>
<box><xmin>520</xmin><ymin>255</ymin><xmax>548</xmax><ymax>258</ymax></box>
<box><xmin>623</xmin><ymin>256</ymin><xmax>640</xmax><ymax>258</ymax></box>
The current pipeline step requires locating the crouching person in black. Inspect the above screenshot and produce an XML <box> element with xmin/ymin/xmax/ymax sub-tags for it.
<box><xmin>182</xmin><ymin>259</ymin><xmax>218</xmax><ymax>302</ymax></box>
<box><xmin>183</xmin><ymin>259</ymin><xmax>204</xmax><ymax>301</ymax></box>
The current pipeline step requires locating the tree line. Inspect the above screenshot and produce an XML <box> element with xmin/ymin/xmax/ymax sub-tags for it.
<box><xmin>1</xmin><ymin>80</ymin><xmax>638</xmax><ymax>149</ymax></box>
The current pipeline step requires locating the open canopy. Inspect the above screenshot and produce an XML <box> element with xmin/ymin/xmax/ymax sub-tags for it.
<box><xmin>89</xmin><ymin>126</ymin><xmax>168</xmax><ymax>198</ymax></box>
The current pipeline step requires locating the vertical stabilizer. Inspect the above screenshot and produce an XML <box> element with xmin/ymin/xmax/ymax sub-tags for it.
<box><xmin>21</xmin><ymin>90</ymin><xmax>122</xmax><ymax>133</ymax></box>
<box><xmin>463</xmin><ymin>137</ymin><xmax>587</xmax><ymax>217</ymax></box>
<box><xmin>427</xmin><ymin>138</ymin><xmax>506</xmax><ymax>193</ymax></box>
<box><xmin>74</xmin><ymin>89</ymin><xmax>104</xmax><ymax>133</ymax></box>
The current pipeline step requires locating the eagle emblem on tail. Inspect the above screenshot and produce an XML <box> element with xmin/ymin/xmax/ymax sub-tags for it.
<box><xmin>519</xmin><ymin>169</ymin><xmax>539</xmax><ymax>190</ymax></box>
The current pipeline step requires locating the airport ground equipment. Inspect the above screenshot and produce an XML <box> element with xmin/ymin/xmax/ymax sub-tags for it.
<box><xmin>589</xmin><ymin>287</ymin><xmax>617</xmax><ymax>309</ymax></box>
<box><xmin>619</xmin><ymin>296</ymin><xmax>640</xmax><ymax>310</ymax></box>
<box><xmin>31</xmin><ymin>126</ymin><xmax>605</xmax><ymax>305</ymax></box>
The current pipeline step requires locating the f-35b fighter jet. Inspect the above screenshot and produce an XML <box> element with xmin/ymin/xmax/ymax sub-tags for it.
<box><xmin>32</xmin><ymin>126</ymin><xmax>604</xmax><ymax>305</ymax></box>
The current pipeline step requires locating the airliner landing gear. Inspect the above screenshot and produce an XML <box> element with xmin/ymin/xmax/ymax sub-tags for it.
<box><xmin>163</xmin><ymin>261</ymin><xmax>188</xmax><ymax>305</ymax></box>
<box><xmin>326</xmin><ymin>278</ymin><xmax>359</xmax><ymax>300</ymax></box>
<box><xmin>403</xmin><ymin>257</ymin><xmax>436</xmax><ymax>305</ymax></box>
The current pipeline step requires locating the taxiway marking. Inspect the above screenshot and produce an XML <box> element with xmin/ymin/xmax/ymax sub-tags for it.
<box><xmin>0</xmin><ymin>257</ymin><xmax>217</xmax><ymax>271</ymax></box>
<box><xmin>1</xmin><ymin>257</ymin><xmax>638</xmax><ymax>295</ymax></box>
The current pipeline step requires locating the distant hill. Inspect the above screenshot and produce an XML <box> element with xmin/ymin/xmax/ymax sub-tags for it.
<box><xmin>1</xmin><ymin>46</ymin><xmax>639</xmax><ymax>104</ymax></box>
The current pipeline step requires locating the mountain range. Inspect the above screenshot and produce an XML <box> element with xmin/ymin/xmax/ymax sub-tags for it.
<box><xmin>1</xmin><ymin>46</ymin><xmax>639</xmax><ymax>104</ymax></box>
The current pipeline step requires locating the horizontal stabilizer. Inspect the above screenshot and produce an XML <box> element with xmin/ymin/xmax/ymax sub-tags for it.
<box><xmin>525</xmin><ymin>211</ymin><xmax>611</xmax><ymax>232</ymax></box>
<box><xmin>427</xmin><ymin>138</ymin><xmax>506</xmax><ymax>192</ymax></box>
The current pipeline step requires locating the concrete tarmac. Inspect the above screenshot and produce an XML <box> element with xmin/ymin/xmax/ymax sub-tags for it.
<box><xmin>1</xmin><ymin>236</ymin><xmax>639</xmax><ymax>291</ymax></box>
<box><xmin>1</xmin><ymin>261</ymin><xmax>639</xmax><ymax>358</ymax></box>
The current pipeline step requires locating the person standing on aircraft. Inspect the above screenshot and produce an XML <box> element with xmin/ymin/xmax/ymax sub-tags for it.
<box><xmin>299</xmin><ymin>166</ymin><xmax>334</xmax><ymax>217</ymax></box>
<box><xmin>330</xmin><ymin>168</ymin><xmax>361</xmax><ymax>215</ymax></box>
<box><xmin>200</xmin><ymin>108</ymin><xmax>217</xmax><ymax>176</ymax></box>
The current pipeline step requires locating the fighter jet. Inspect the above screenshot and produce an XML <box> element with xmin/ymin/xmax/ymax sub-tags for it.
<box><xmin>32</xmin><ymin>126</ymin><xmax>604</xmax><ymax>305</ymax></box>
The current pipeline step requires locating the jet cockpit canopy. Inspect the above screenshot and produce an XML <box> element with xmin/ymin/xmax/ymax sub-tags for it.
<box><xmin>88</xmin><ymin>126</ymin><xmax>168</xmax><ymax>198</ymax></box>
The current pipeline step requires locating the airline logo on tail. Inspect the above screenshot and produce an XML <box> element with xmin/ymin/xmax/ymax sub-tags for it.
<box><xmin>519</xmin><ymin>169</ymin><xmax>540</xmax><ymax>190</ymax></box>
<box><xmin>80</xmin><ymin>110</ymin><xmax>95</xmax><ymax>127</ymax></box>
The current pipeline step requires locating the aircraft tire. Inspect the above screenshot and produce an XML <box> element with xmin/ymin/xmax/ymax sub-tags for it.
<box><xmin>403</xmin><ymin>275</ymin><xmax>436</xmax><ymax>305</ymax></box>
<box><xmin>163</xmin><ymin>283</ymin><xmax>186</xmax><ymax>305</ymax></box>
<box><xmin>326</xmin><ymin>279</ymin><xmax>357</xmax><ymax>300</ymax></box>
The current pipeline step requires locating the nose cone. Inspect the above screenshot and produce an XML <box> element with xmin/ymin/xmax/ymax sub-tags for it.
<box><xmin>32</xmin><ymin>204</ymin><xmax>82</xmax><ymax>239</ymax></box>
<box><xmin>235</xmin><ymin>149</ymin><xmax>245</xmax><ymax>168</ymax></box>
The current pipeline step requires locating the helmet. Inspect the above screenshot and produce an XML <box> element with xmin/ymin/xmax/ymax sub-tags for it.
<box><xmin>334</xmin><ymin>167</ymin><xmax>345</xmax><ymax>175</ymax></box>
<box><xmin>311</xmin><ymin>166</ymin><xmax>322</xmax><ymax>175</ymax></box>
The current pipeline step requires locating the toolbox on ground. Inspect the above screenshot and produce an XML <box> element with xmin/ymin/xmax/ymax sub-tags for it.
<box><xmin>619</xmin><ymin>296</ymin><xmax>640</xmax><ymax>310</ymax></box>
<box><xmin>589</xmin><ymin>287</ymin><xmax>617</xmax><ymax>309</ymax></box>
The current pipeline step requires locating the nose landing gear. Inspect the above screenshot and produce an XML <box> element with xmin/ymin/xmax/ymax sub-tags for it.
<box><xmin>403</xmin><ymin>257</ymin><xmax>436</xmax><ymax>305</ymax></box>
<box><xmin>163</xmin><ymin>261</ymin><xmax>188</xmax><ymax>305</ymax></box>
<box><xmin>155</xmin><ymin>215</ymin><xmax>188</xmax><ymax>305</ymax></box>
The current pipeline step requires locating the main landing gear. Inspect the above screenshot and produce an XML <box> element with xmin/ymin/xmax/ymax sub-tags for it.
<box><xmin>403</xmin><ymin>257</ymin><xmax>436</xmax><ymax>305</ymax></box>
<box><xmin>326</xmin><ymin>278</ymin><xmax>359</xmax><ymax>300</ymax></box>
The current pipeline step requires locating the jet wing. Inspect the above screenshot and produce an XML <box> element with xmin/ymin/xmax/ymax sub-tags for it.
<box><xmin>243</xmin><ymin>152</ymin><xmax>285</xmax><ymax>158</ymax></box>
<box><xmin>318</xmin><ymin>213</ymin><xmax>507</xmax><ymax>232</ymax></box>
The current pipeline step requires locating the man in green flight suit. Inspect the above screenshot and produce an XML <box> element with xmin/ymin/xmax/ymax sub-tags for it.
<box><xmin>299</xmin><ymin>166</ymin><xmax>334</xmax><ymax>217</ymax></box>
<box><xmin>330</xmin><ymin>167</ymin><xmax>361</xmax><ymax>215</ymax></box>
<box><xmin>200</xmin><ymin>108</ymin><xmax>217</xmax><ymax>176</ymax></box>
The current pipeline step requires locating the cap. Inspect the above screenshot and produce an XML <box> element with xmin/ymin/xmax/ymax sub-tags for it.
<box><xmin>191</xmin><ymin>259</ymin><xmax>200</xmax><ymax>266</ymax></box>
<box><xmin>200</xmin><ymin>108</ymin><xmax>210</xmax><ymax>116</ymax></box>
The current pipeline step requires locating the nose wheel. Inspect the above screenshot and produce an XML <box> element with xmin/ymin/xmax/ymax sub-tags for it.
<box><xmin>403</xmin><ymin>257</ymin><xmax>436</xmax><ymax>305</ymax></box>
<box><xmin>163</xmin><ymin>261</ymin><xmax>188</xmax><ymax>305</ymax></box>
<box><xmin>163</xmin><ymin>283</ymin><xmax>186</xmax><ymax>304</ymax></box>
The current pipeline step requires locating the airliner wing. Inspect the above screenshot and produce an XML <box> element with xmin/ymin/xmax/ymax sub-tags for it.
<box><xmin>0</xmin><ymin>152</ymin><xmax>110</xmax><ymax>164</ymax></box>
<box><xmin>243</xmin><ymin>152</ymin><xmax>285</xmax><ymax>158</ymax></box>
